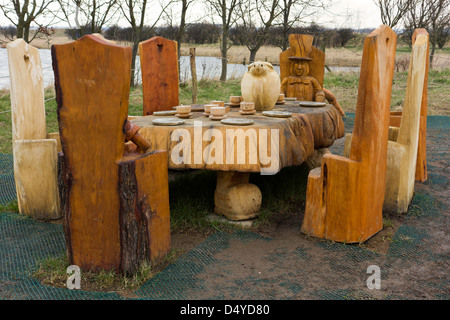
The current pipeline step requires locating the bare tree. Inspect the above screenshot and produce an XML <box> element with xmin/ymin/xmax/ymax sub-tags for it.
<box><xmin>205</xmin><ymin>0</ymin><xmax>241</xmax><ymax>81</ymax></box>
<box><xmin>435</xmin><ymin>20</ymin><xmax>449</xmax><ymax>49</ymax></box>
<box><xmin>403</xmin><ymin>0</ymin><xmax>450</xmax><ymax>68</ymax></box>
<box><xmin>119</xmin><ymin>0</ymin><xmax>170</xmax><ymax>86</ymax></box>
<box><xmin>274</xmin><ymin>0</ymin><xmax>329</xmax><ymax>51</ymax></box>
<box><xmin>374</xmin><ymin>0</ymin><xmax>415</xmax><ymax>28</ymax></box>
<box><xmin>0</xmin><ymin>0</ymin><xmax>55</xmax><ymax>43</ymax></box>
<box><xmin>175</xmin><ymin>0</ymin><xmax>194</xmax><ymax>56</ymax></box>
<box><xmin>55</xmin><ymin>0</ymin><xmax>120</xmax><ymax>39</ymax></box>
<box><xmin>427</xmin><ymin>0</ymin><xmax>449</xmax><ymax>67</ymax></box>
<box><xmin>231</xmin><ymin>0</ymin><xmax>282</xmax><ymax>63</ymax></box>
<box><xmin>163</xmin><ymin>0</ymin><xmax>196</xmax><ymax>77</ymax></box>
<box><xmin>0</xmin><ymin>25</ymin><xmax>18</xmax><ymax>41</ymax></box>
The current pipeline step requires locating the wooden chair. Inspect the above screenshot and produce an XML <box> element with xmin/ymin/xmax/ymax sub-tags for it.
<box><xmin>301</xmin><ymin>26</ymin><xmax>397</xmax><ymax>243</ymax></box>
<box><xmin>52</xmin><ymin>35</ymin><xmax>171</xmax><ymax>273</ymax></box>
<box><xmin>139</xmin><ymin>36</ymin><xmax>179</xmax><ymax>115</ymax></box>
<box><xmin>344</xmin><ymin>31</ymin><xmax>429</xmax><ymax>214</ymax></box>
<box><xmin>388</xmin><ymin>29</ymin><xmax>429</xmax><ymax>182</ymax></box>
<box><xmin>7</xmin><ymin>39</ymin><xmax>61</xmax><ymax>220</ymax></box>
<box><xmin>383</xmin><ymin>32</ymin><xmax>428</xmax><ymax>213</ymax></box>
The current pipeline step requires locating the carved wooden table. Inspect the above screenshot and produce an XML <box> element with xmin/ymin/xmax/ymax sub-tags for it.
<box><xmin>130</xmin><ymin>103</ymin><xmax>344</xmax><ymax>220</ymax></box>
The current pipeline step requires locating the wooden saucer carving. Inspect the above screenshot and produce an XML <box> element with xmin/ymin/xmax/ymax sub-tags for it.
<box><xmin>209</xmin><ymin>115</ymin><xmax>228</xmax><ymax>120</ymax></box>
<box><xmin>175</xmin><ymin>113</ymin><xmax>193</xmax><ymax>118</ymax></box>
<box><xmin>153</xmin><ymin>110</ymin><xmax>177</xmax><ymax>116</ymax></box>
<box><xmin>152</xmin><ymin>118</ymin><xmax>185</xmax><ymax>126</ymax></box>
<box><xmin>298</xmin><ymin>101</ymin><xmax>326</xmax><ymax>107</ymax></box>
<box><xmin>262</xmin><ymin>111</ymin><xmax>292</xmax><ymax>118</ymax></box>
<box><xmin>239</xmin><ymin>110</ymin><xmax>256</xmax><ymax>115</ymax></box>
<box><xmin>221</xmin><ymin>118</ymin><xmax>254</xmax><ymax>126</ymax></box>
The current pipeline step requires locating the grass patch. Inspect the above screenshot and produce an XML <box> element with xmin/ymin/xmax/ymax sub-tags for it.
<box><xmin>0</xmin><ymin>199</ymin><xmax>19</xmax><ymax>213</ymax></box>
<box><xmin>251</xmin><ymin>164</ymin><xmax>309</xmax><ymax>227</ymax></box>
<box><xmin>179</xmin><ymin>78</ymin><xmax>241</xmax><ymax>104</ymax></box>
<box><xmin>168</xmin><ymin>170</ymin><xmax>216</xmax><ymax>233</ymax></box>
<box><xmin>32</xmin><ymin>164</ymin><xmax>311</xmax><ymax>294</ymax></box>
<box><xmin>383</xmin><ymin>218</ymin><xmax>394</xmax><ymax>229</ymax></box>
<box><xmin>33</xmin><ymin>248</ymin><xmax>182</xmax><ymax>295</ymax></box>
<box><xmin>323</xmin><ymin>68</ymin><xmax>450</xmax><ymax>115</ymax></box>
<box><xmin>167</xmin><ymin>163</ymin><xmax>310</xmax><ymax>232</ymax></box>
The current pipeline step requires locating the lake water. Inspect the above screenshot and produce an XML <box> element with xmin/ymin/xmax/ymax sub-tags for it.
<box><xmin>0</xmin><ymin>48</ymin><xmax>360</xmax><ymax>89</ymax></box>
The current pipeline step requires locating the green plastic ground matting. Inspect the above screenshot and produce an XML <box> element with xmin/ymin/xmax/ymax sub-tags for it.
<box><xmin>0</xmin><ymin>154</ymin><xmax>16</xmax><ymax>206</ymax></box>
<box><xmin>0</xmin><ymin>114</ymin><xmax>448</xmax><ymax>300</ymax></box>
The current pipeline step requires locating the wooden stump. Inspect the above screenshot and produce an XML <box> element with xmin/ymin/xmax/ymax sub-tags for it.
<box><xmin>53</xmin><ymin>35</ymin><xmax>171</xmax><ymax>273</ymax></box>
<box><xmin>190</xmin><ymin>48</ymin><xmax>198</xmax><ymax>104</ymax></box>
<box><xmin>305</xmin><ymin>148</ymin><xmax>330</xmax><ymax>170</ymax></box>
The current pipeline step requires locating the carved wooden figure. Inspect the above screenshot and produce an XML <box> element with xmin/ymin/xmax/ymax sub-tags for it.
<box><xmin>388</xmin><ymin>29</ymin><xmax>429</xmax><ymax>182</ymax></box>
<box><xmin>7</xmin><ymin>39</ymin><xmax>61</xmax><ymax>220</ymax></box>
<box><xmin>139</xmin><ymin>36</ymin><xmax>179</xmax><ymax>115</ymax></box>
<box><xmin>52</xmin><ymin>35</ymin><xmax>171</xmax><ymax>273</ymax></box>
<box><xmin>280</xmin><ymin>34</ymin><xmax>345</xmax><ymax>117</ymax></box>
<box><xmin>301</xmin><ymin>26</ymin><xmax>397</xmax><ymax>243</ymax></box>
<box><xmin>280</xmin><ymin>34</ymin><xmax>325</xmax><ymax>102</ymax></box>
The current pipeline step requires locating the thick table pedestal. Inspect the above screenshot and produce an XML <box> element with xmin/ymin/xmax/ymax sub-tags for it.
<box><xmin>214</xmin><ymin>171</ymin><xmax>262</xmax><ymax>221</ymax></box>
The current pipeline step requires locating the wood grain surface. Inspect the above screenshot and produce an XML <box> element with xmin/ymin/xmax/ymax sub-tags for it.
<box><xmin>7</xmin><ymin>39</ymin><xmax>60</xmax><ymax>220</ymax></box>
<box><xmin>130</xmin><ymin>103</ymin><xmax>345</xmax><ymax>173</ymax></box>
<box><xmin>53</xmin><ymin>35</ymin><xmax>170</xmax><ymax>273</ymax></box>
<box><xmin>139</xmin><ymin>37</ymin><xmax>179</xmax><ymax>115</ymax></box>
<box><xmin>301</xmin><ymin>25</ymin><xmax>397</xmax><ymax>243</ymax></box>
<box><xmin>383</xmin><ymin>33</ymin><xmax>428</xmax><ymax>213</ymax></box>
<box><xmin>389</xmin><ymin>29</ymin><xmax>430</xmax><ymax>182</ymax></box>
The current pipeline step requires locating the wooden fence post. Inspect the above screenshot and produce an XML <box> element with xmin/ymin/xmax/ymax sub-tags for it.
<box><xmin>190</xmin><ymin>47</ymin><xmax>198</xmax><ymax>104</ymax></box>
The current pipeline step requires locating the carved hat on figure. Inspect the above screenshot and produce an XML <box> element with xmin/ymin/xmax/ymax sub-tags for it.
<box><xmin>288</xmin><ymin>34</ymin><xmax>314</xmax><ymax>61</ymax></box>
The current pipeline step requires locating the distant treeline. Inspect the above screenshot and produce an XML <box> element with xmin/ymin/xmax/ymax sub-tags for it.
<box><xmin>61</xmin><ymin>23</ymin><xmax>449</xmax><ymax>50</ymax></box>
<box><xmin>2</xmin><ymin>22</ymin><xmax>448</xmax><ymax>50</ymax></box>
<box><xmin>102</xmin><ymin>23</ymin><xmax>221</xmax><ymax>45</ymax></box>
<box><xmin>56</xmin><ymin>23</ymin><xmax>365</xmax><ymax>49</ymax></box>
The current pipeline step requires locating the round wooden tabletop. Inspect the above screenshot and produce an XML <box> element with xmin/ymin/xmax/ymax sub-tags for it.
<box><xmin>129</xmin><ymin>102</ymin><xmax>345</xmax><ymax>174</ymax></box>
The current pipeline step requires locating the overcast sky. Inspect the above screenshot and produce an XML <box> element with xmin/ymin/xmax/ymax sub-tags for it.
<box><xmin>322</xmin><ymin>0</ymin><xmax>383</xmax><ymax>29</ymax></box>
<box><xmin>0</xmin><ymin>0</ymin><xmax>383</xmax><ymax>30</ymax></box>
